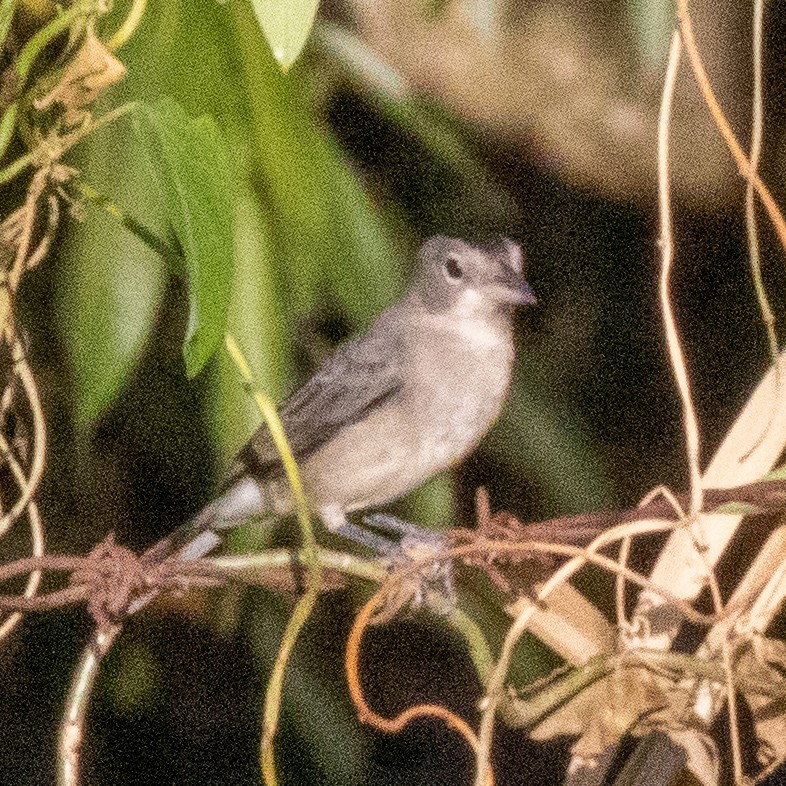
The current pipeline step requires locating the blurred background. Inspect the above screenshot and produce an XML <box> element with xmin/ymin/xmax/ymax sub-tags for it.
<box><xmin>4</xmin><ymin>0</ymin><xmax>786</xmax><ymax>783</ymax></box>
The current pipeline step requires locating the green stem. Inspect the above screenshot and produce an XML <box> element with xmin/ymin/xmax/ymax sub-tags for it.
<box><xmin>0</xmin><ymin>104</ymin><xmax>19</xmax><ymax>168</ymax></box>
<box><xmin>107</xmin><ymin>0</ymin><xmax>148</xmax><ymax>50</ymax></box>
<box><xmin>16</xmin><ymin>1</ymin><xmax>94</xmax><ymax>81</ymax></box>
<box><xmin>447</xmin><ymin>606</ymin><xmax>494</xmax><ymax>686</ymax></box>
<box><xmin>216</xmin><ymin>548</ymin><xmax>500</xmax><ymax>753</ymax></box>
<box><xmin>73</xmin><ymin>179</ymin><xmax>181</xmax><ymax>266</ymax></box>
<box><xmin>213</xmin><ymin>550</ymin><xmax>505</xmax><ymax>698</ymax></box>
<box><xmin>261</xmin><ymin>588</ymin><xmax>318</xmax><ymax>786</ymax></box>
<box><xmin>213</xmin><ymin>547</ymin><xmax>386</xmax><ymax>585</ymax></box>
<box><xmin>503</xmin><ymin>655</ymin><xmax>613</xmax><ymax>729</ymax></box>
<box><xmin>0</xmin><ymin>0</ymin><xmax>15</xmax><ymax>51</ymax></box>
<box><xmin>224</xmin><ymin>335</ymin><xmax>323</xmax><ymax>786</ymax></box>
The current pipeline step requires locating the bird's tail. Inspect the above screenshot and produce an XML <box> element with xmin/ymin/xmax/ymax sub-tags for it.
<box><xmin>140</xmin><ymin>476</ymin><xmax>268</xmax><ymax>567</ymax></box>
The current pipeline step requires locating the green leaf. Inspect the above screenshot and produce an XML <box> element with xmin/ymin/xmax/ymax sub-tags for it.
<box><xmin>625</xmin><ymin>0</ymin><xmax>674</xmax><ymax>67</ymax></box>
<box><xmin>713</xmin><ymin>501</ymin><xmax>761</xmax><ymax>516</ymax></box>
<box><xmin>485</xmin><ymin>355</ymin><xmax>614</xmax><ymax>515</ymax></box>
<box><xmin>318</xmin><ymin>24</ymin><xmax>523</xmax><ymax>237</ymax></box>
<box><xmin>58</xmin><ymin>127</ymin><xmax>167</xmax><ymax>427</ymax></box>
<box><xmin>133</xmin><ymin>97</ymin><xmax>235</xmax><ymax>377</ymax></box>
<box><xmin>403</xmin><ymin>471</ymin><xmax>456</xmax><ymax>529</ymax></box>
<box><xmin>250</xmin><ymin>0</ymin><xmax>320</xmax><ymax>71</ymax></box>
<box><xmin>231</xmin><ymin>5</ymin><xmax>404</xmax><ymax>330</ymax></box>
<box><xmin>762</xmin><ymin>464</ymin><xmax>786</xmax><ymax>482</ymax></box>
<box><xmin>210</xmin><ymin>167</ymin><xmax>291</xmax><ymax>467</ymax></box>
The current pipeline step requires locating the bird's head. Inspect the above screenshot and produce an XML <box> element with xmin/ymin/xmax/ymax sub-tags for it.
<box><xmin>412</xmin><ymin>236</ymin><xmax>536</xmax><ymax>317</ymax></box>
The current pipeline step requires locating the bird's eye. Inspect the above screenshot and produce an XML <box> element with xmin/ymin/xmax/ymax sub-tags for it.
<box><xmin>444</xmin><ymin>257</ymin><xmax>463</xmax><ymax>280</ymax></box>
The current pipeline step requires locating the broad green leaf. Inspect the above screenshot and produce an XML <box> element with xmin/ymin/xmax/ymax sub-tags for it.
<box><xmin>250</xmin><ymin>0</ymin><xmax>320</xmax><ymax>72</ymax></box>
<box><xmin>485</xmin><ymin>355</ymin><xmax>614</xmax><ymax>515</ymax></box>
<box><xmin>58</xmin><ymin>126</ymin><xmax>166</xmax><ymax>427</ymax></box>
<box><xmin>403</xmin><ymin>472</ymin><xmax>456</xmax><ymax>529</ymax></box>
<box><xmin>211</xmin><ymin>166</ymin><xmax>291</xmax><ymax>465</ymax></box>
<box><xmin>626</xmin><ymin>0</ymin><xmax>673</xmax><ymax>67</ymax></box>
<box><xmin>55</xmin><ymin>0</ymin><xmax>179</xmax><ymax>427</ymax></box>
<box><xmin>133</xmin><ymin>98</ymin><xmax>234</xmax><ymax>377</ymax></box>
<box><xmin>211</xmin><ymin>175</ymin><xmax>292</xmax><ymax>556</ymax></box>
<box><xmin>318</xmin><ymin>24</ymin><xmax>523</xmax><ymax>237</ymax></box>
<box><xmin>231</xmin><ymin>4</ymin><xmax>404</xmax><ymax>331</ymax></box>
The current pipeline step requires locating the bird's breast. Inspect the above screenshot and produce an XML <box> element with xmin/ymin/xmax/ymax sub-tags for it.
<box><xmin>299</xmin><ymin>314</ymin><xmax>516</xmax><ymax>513</ymax></box>
<box><xmin>407</xmin><ymin>319</ymin><xmax>514</xmax><ymax>467</ymax></box>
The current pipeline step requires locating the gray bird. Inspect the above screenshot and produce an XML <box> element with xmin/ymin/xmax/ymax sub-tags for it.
<box><xmin>143</xmin><ymin>236</ymin><xmax>535</xmax><ymax>567</ymax></box>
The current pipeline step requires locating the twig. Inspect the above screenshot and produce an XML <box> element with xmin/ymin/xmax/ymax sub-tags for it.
<box><xmin>656</xmin><ymin>26</ymin><xmax>743</xmax><ymax>782</ymax></box>
<box><xmin>0</xmin><ymin>584</ymin><xmax>86</xmax><ymax>612</ymax></box>
<box><xmin>57</xmin><ymin>624</ymin><xmax>121</xmax><ymax>786</ymax></box>
<box><xmin>462</xmin><ymin>522</ymin><xmax>715</xmax><ymax>626</ymax></box>
<box><xmin>0</xmin><ymin>554</ymin><xmax>96</xmax><ymax>582</ymax></box>
<box><xmin>0</xmin><ymin>336</ymin><xmax>47</xmax><ymax>536</ymax></box>
<box><xmin>463</xmin><ymin>512</ymin><xmax>716</xmax><ymax>786</ymax></box>
<box><xmin>745</xmin><ymin>0</ymin><xmax>778</xmax><ymax>367</ymax></box>
<box><xmin>0</xmin><ymin>499</ymin><xmax>42</xmax><ymax>640</ymax></box>
<box><xmin>615</xmin><ymin>535</ymin><xmax>631</xmax><ymax>633</ymax></box>
<box><xmin>0</xmin><ymin>0</ymin><xmax>97</xmax><ymax>163</ymax></box>
<box><xmin>658</xmin><ymin>32</ymin><xmax>702</xmax><ymax>519</ymax></box>
<box><xmin>346</xmin><ymin>586</ymin><xmax>493</xmax><ymax>786</ymax></box>
<box><xmin>224</xmin><ymin>334</ymin><xmax>322</xmax><ymax>786</ymax></box>
<box><xmin>676</xmin><ymin>0</ymin><xmax>786</xmax><ymax>255</ymax></box>
<box><xmin>0</xmin><ymin>101</ymin><xmax>135</xmax><ymax>186</ymax></box>
<box><xmin>24</xmin><ymin>194</ymin><xmax>59</xmax><ymax>270</ymax></box>
<box><xmin>507</xmin><ymin>648</ymin><xmax>755</xmax><ymax>730</ymax></box>
<box><xmin>7</xmin><ymin>167</ymin><xmax>49</xmax><ymax>291</ymax></box>
<box><xmin>0</xmin><ymin>515</ymin><xmax>718</xmax><ymax>627</ymax></box>
<box><xmin>72</xmin><ymin>179</ymin><xmax>181</xmax><ymax>264</ymax></box>
<box><xmin>213</xmin><ymin>548</ymin><xmax>386</xmax><ymax>585</ymax></box>
<box><xmin>0</xmin><ymin>334</ymin><xmax>47</xmax><ymax>640</ymax></box>
<box><xmin>474</xmin><ymin>543</ymin><xmax>588</xmax><ymax>786</ymax></box>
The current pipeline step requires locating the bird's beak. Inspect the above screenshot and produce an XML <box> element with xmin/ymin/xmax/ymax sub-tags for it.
<box><xmin>491</xmin><ymin>272</ymin><xmax>537</xmax><ymax>306</ymax></box>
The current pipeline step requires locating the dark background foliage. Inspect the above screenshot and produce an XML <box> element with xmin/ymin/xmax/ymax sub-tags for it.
<box><xmin>3</xmin><ymin>0</ymin><xmax>786</xmax><ymax>783</ymax></box>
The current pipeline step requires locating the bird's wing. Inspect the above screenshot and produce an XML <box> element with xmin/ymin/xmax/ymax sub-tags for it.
<box><xmin>232</xmin><ymin>319</ymin><xmax>404</xmax><ymax>481</ymax></box>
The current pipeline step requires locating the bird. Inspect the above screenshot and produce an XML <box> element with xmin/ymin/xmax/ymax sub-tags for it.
<box><xmin>141</xmin><ymin>236</ymin><xmax>536</xmax><ymax>568</ymax></box>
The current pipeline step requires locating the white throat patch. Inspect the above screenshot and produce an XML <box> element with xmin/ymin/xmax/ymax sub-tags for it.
<box><xmin>438</xmin><ymin>290</ymin><xmax>508</xmax><ymax>348</ymax></box>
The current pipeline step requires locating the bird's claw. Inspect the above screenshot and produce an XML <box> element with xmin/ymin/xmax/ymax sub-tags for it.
<box><xmin>362</xmin><ymin>513</ymin><xmax>455</xmax><ymax>614</ymax></box>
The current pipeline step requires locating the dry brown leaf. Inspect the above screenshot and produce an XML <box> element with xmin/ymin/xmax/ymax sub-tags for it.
<box><xmin>34</xmin><ymin>26</ymin><xmax>126</xmax><ymax>129</ymax></box>
<box><xmin>748</xmin><ymin>694</ymin><xmax>786</xmax><ymax>772</ymax></box>
<box><xmin>527</xmin><ymin>653</ymin><xmax>727</xmax><ymax>785</ymax></box>
<box><xmin>737</xmin><ymin>637</ymin><xmax>786</xmax><ymax>692</ymax></box>
<box><xmin>635</xmin><ymin>350</ymin><xmax>786</xmax><ymax>654</ymax></box>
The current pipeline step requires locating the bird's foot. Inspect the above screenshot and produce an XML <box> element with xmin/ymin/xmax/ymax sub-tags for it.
<box><xmin>362</xmin><ymin>513</ymin><xmax>455</xmax><ymax>614</ymax></box>
<box><xmin>332</xmin><ymin>518</ymin><xmax>401</xmax><ymax>555</ymax></box>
